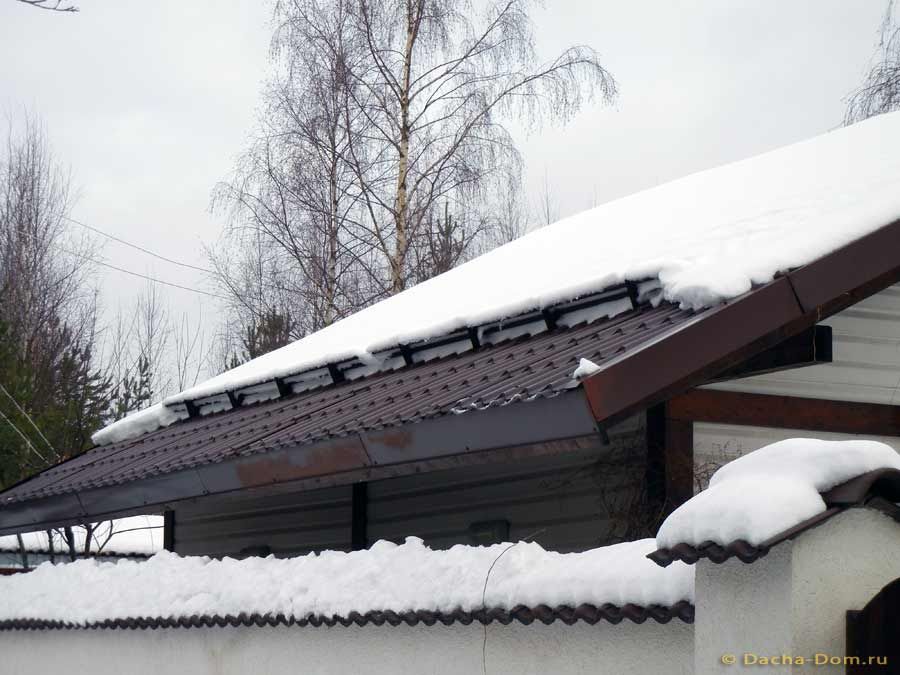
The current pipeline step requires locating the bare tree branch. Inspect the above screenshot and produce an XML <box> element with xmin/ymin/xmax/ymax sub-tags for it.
<box><xmin>14</xmin><ymin>0</ymin><xmax>78</xmax><ymax>13</ymax></box>
<box><xmin>212</xmin><ymin>0</ymin><xmax>616</xmax><ymax>364</ymax></box>
<box><xmin>846</xmin><ymin>0</ymin><xmax>900</xmax><ymax>123</ymax></box>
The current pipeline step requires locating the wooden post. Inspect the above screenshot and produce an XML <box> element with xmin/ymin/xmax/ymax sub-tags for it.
<box><xmin>646</xmin><ymin>403</ymin><xmax>694</xmax><ymax>530</ymax></box>
<box><xmin>163</xmin><ymin>510</ymin><xmax>175</xmax><ymax>552</ymax></box>
<box><xmin>665</xmin><ymin>415</ymin><xmax>694</xmax><ymax>508</ymax></box>
<box><xmin>351</xmin><ymin>483</ymin><xmax>368</xmax><ymax>551</ymax></box>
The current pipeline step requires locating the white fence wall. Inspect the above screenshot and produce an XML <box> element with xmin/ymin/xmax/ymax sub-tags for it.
<box><xmin>0</xmin><ymin>621</ymin><xmax>693</xmax><ymax>675</ymax></box>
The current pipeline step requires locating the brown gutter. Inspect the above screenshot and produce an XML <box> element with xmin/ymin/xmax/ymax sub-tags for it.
<box><xmin>668</xmin><ymin>390</ymin><xmax>900</xmax><ymax>437</ymax></box>
<box><xmin>581</xmin><ymin>218</ymin><xmax>900</xmax><ymax>428</ymax></box>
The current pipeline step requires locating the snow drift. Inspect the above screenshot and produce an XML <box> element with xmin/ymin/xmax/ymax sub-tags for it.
<box><xmin>657</xmin><ymin>438</ymin><xmax>900</xmax><ymax>547</ymax></box>
<box><xmin>0</xmin><ymin>537</ymin><xmax>693</xmax><ymax>624</ymax></box>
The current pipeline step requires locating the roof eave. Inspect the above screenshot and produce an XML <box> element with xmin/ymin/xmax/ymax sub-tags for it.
<box><xmin>0</xmin><ymin>389</ymin><xmax>601</xmax><ymax>535</ymax></box>
<box><xmin>580</xmin><ymin>217</ymin><xmax>900</xmax><ymax>428</ymax></box>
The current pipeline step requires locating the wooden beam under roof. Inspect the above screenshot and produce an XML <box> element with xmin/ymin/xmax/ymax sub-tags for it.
<box><xmin>668</xmin><ymin>389</ymin><xmax>900</xmax><ymax>438</ymax></box>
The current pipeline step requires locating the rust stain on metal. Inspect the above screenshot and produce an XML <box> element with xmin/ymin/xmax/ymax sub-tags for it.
<box><xmin>235</xmin><ymin>438</ymin><xmax>369</xmax><ymax>488</ymax></box>
<box><xmin>366</xmin><ymin>429</ymin><xmax>413</xmax><ymax>451</ymax></box>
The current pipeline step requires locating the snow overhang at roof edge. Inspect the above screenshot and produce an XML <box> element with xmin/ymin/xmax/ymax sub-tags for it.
<box><xmin>648</xmin><ymin>469</ymin><xmax>900</xmax><ymax>568</ymax></box>
<box><xmin>94</xmin><ymin>281</ymin><xmax>658</xmax><ymax>445</ymax></box>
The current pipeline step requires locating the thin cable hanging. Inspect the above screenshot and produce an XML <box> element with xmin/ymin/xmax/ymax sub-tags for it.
<box><xmin>0</xmin><ymin>382</ymin><xmax>56</xmax><ymax>455</ymax></box>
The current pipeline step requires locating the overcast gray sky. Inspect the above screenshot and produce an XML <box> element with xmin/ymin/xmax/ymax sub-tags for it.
<box><xmin>0</xmin><ymin>0</ymin><xmax>887</xmax><ymax>377</ymax></box>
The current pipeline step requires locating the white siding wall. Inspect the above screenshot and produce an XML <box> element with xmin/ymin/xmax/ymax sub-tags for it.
<box><xmin>694</xmin><ymin>423</ymin><xmax>900</xmax><ymax>485</ymax></box>
<box><xmin>706</xmin><ymin>283</ymin><xmax>900</xmax><ymax>404</ymax></box>
<box><xmin>695</xmin><ymin>283</ymin><xmax>900</xmax><ymax>480</ymax></box>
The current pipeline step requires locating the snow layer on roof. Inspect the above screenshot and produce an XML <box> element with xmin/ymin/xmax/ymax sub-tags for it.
<box><xmin>94</xmin><ymin>111</ymin><xmax>900</xmax><ymax>446</ymax></box>
<box><xmin>0</xmin><ymin>516</ymin><xmax>163</xmax><ymax>557</ymax></box>
<box><xmin>656</xmin><ymin>439</ymin><xmax>900</xmax><ymax>548</ymax></box>
<box><xmin>0</xmin><ymin>537</ymin><xmax>692</xmax><ymax>624</ymax></box>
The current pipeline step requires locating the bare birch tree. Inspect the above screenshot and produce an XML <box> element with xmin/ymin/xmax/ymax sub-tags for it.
<box><xmin>348</xmin><ymin>0</ymin><xmax>615</xmax><ymax>293</ymax></box>
<box><xmin>846</xmin><ymin>1</ymin><xmax>900</xmax><ymax>123</ymax></box>
<box><xmin>13</xmin><ymin>0</ymin><xmax>78</xmax><ymax>12</ymax></box>
<box><xmin>212</xmin><ymin>0</ymin><xmax>376</xmax><ymax>349</ymax></box>
<box><xmin>535</xmin><ymin>167</ymin><xmax>558</xmax><ymax>227</ymax></box>
<box><xmin>214</xmin><ymin>0</ymin><xmax>615</xmax><ymax>360</ymax></box>
<box><xmin>103</xmin><ymin>284</ymin><xmax>211</xmax><ymax>416</ymax></box>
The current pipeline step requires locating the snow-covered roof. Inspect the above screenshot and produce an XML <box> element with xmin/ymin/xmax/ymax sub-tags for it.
<box><xmin>0</xmin><ymin>516</ymin><xmax>163</xmax><ymax>557</ymax></box>
<box><xmin>655</xmin><ymin>439</ymin><xmax>900</xmax><ymax>552</ymax></box>
<box><xmin>95</xmin><ymin>111</ymin><xmax>900</xmax><ymax>446</ymax></box>
<box><xmin>0</xmin><ymin>537</ymin><xmax>692</xmax><ymax>627</ymax></box>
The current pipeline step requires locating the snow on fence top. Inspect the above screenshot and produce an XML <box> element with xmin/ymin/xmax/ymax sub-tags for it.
<box><xmin>656</xmin><ymin>439</ymin><xmax>900</xmax><ymax>548</ymax></box>
<box><xmin>95</xmin><ymin>111</ymin><xmax>900</xmax><ymax>445</ymax></box>
<box><xmin>0</xmin><ymin>537</ymin><xmax>692</xmax><ymax>625</ymax></box>
<box><xmin>0</xmin><ymin>516</ymin><xmax>163</xmax><ymax>557</ymax></box>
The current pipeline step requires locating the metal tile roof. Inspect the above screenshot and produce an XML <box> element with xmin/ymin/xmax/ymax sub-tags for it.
<box><xmin>0</xmin><ymin>301</ymin><xmax>696</xmax><ymax>509</ymax></box>
<box><xmin>0</xmin><ymin>601</ymin><xmax>696</xmax><ymax>631</ymax></box>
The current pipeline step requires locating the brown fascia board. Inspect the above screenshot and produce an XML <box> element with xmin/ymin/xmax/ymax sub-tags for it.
<box><xmin>787</xmin><ymin>218</ymin><xmax>900</xmax><ymax>317</ymax></box>
<box><xmin>0</xmin><ymin>390</ymin><xmax>601</xmax><ymax>536</ymax></box>
<box><xmin>667</xmin><ymin>389</ymin><xmax>900</xmax><ymax>437</ymax></box>
<box><xmin>582</xmin><ymin>278</ymin><xmax>811</xmax><ymax>427</ymax></box>
<box><xmin>582</xmin><ymin>218</ymin><xmax>900</xmax><ymax>428</ymax></box>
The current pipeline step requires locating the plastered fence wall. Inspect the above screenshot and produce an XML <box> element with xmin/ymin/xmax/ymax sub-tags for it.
<box><xmin>695</xmin><ymin>508</ymin><xmax>900</xmax><ymax>675</ymax></box>
<box><xmin>3</xmin><ymin>509</ymin><xmax>899</xmax><ymax>675</ymax></box>
<box><xmin>0</xmin><ymin>621</ymin><xmax>693</xmax><ymax>675</ymax></box>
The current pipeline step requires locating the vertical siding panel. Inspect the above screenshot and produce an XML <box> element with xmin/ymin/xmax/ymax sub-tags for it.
<box><xmin>704</xmin><ymin>283</ymin><xmax>900</xmax><ymax>404</ymax></box>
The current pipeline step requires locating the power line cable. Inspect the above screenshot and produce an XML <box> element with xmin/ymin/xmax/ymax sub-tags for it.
<box><xmin>0</xmin><ymin>408</ymin><xmax>48</xmax><ymax>465</ymax></box>
<box><xmin>62</xmin><ymin>215</ymin><xmax>214</xmax><ymax>274</ymax></box>
<box><xmin>61</xmin><ymin>213</ymin><xmax>312</xmax><ymax>300</ymax></box>
<box><xmin>0</xmin><ymin>382</ymin><xmax>56</xmax><ymax>454</ymax></box>
<box><xmin>58</xmin><ymin>245</ymin><xmax>229</xmax><ymax>300</ymax></box>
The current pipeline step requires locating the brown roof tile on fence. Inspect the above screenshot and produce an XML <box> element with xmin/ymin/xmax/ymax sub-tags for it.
<box><xmin>0</xmin><ymin>601</ymin><xmax>695</xmax><ymax>631</ymax></box>
<box><xmin>648</xmin><ymin>469</ymin><xmax>900</xmax><ymax>567</ymax></box>
<box><xmin>0</xmin><ymin>302</ymin><xmax>696</xmax><ymax>512</ymax></box>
